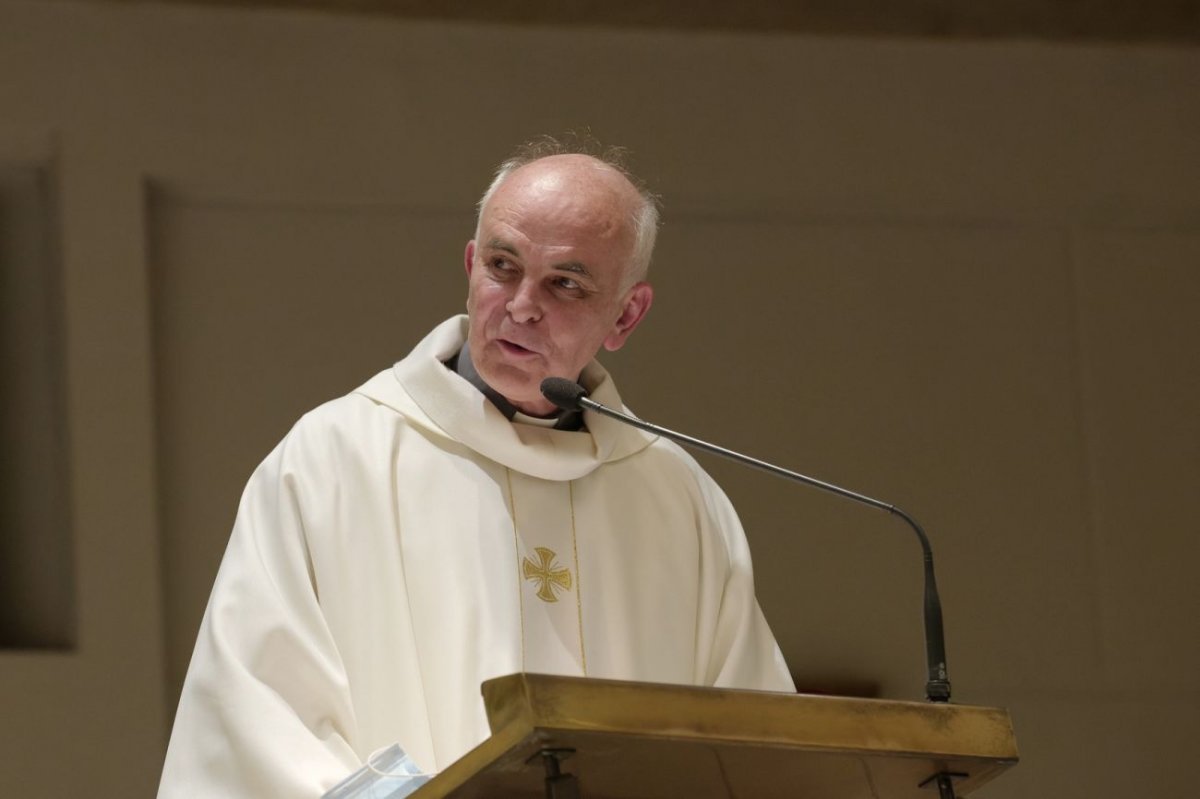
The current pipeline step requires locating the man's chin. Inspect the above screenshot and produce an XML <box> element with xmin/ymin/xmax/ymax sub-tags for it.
<box><xmin>475</xmin><ymin>360</ymin><xmax>555</xmax><ymax>415</ymax></box>
<box><xmin>496</xmin><ymin>380</ymin><xmax>556</xmax><ymax>416</ymax></box>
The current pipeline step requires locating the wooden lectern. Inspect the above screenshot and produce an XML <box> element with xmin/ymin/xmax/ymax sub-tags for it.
<box><xmin>409</xmin><ymin>673</ymin><xmax>1018</xmax><ymax>798</ymax></box>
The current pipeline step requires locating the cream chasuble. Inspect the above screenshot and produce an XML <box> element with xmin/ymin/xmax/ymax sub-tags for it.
<box><xmin>158</xmin><ymin>316</ymin><xmax>794</xmax><ymax>798</ymax></box>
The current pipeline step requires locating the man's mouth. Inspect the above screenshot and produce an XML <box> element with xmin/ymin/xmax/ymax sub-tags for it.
<box><xmin>497</xmin><ymin>338</ymin><xmax>539</xmax><ymax>357</ymax></box>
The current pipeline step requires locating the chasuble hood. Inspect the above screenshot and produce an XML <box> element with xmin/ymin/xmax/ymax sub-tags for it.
<box><xmin>355</xmin><ymin>315</ymin><xmax>657</xmax><ymax>481</ymax></box>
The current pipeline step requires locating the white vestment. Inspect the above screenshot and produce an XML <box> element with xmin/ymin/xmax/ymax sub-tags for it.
<box><xmin>159</xmin><ymin>316</ymin><xmax>793</xmax><ymax>797</ymax></box>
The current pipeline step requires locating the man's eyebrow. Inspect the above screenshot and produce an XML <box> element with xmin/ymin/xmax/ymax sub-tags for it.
<box><xmin>486</xmin><ymin>238</ymin><xmax>520</xmax><ymax>257</ymax></box>
<box><xmin>553</xmin><ymin>261</ymin><xmax>594</xmax><ymax>279</ymax></box>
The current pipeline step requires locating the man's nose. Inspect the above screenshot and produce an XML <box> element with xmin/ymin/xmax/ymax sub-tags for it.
<box><xmin>506</xmin><ymin>280</ymin><xmax>542</xmax><ymax>323</ymax></box>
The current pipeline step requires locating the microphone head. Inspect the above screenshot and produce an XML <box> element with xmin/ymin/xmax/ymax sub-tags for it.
<box><xmin>540</xmin><ymin>377</ymin><xmax>588</xmax><ymax>411</ymax></box>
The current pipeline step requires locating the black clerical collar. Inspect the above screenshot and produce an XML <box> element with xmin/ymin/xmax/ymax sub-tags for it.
<box><xmin>446</xmin><ymin>346</ymin><xmax>585</xmax><ymax>432</ymax></box>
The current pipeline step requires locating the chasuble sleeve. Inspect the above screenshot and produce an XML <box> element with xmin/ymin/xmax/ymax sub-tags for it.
<box><xmin>159</xmin><ymin>420</ymin><xmax>363</xmax><ymax>798</ymax></box>
<box><xmin>694</xmin><ymin>470</ymin><xmax>796</xmax><ymax>693</ymax></box>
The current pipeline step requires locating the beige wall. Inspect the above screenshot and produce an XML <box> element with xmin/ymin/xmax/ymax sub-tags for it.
<box><xmin>1</xmin><ymin>0</ymin><xmax>1197</xmax><ymax>795</ymax></box>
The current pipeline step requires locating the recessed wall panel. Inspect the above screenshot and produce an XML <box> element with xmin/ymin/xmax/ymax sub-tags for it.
<box><xmin>0</xmin><ymin>165</ymin><xmax>74</xmax><ymax>650</ymax></box>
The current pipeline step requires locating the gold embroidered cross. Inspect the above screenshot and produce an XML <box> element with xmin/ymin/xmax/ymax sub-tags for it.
<box><xmin>522</xmin><ymin>546</ymin><xmax>572</xmax><ymax>603</ymax></box>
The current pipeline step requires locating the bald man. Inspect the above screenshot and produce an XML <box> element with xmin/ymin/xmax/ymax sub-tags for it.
<box><xmin>159</xmin><ymin>142</ymin><xmax>793</xmax><ymax>797</ymax></box>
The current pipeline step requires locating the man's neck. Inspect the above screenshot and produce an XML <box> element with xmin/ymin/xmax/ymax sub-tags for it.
<box><xmin>448</xmin><ymin>346</ymin><xmax>584</xmax><ymax>431</ymax></box>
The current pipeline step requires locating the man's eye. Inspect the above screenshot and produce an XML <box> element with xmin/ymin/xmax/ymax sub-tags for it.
<box><xmin>488</xmin><ymin>257</ymin><xmax>515</xmax><ymax>274</ymax></box>
<box><xmin>555</xmin><ymin>277</ymin><xmax>580</xmax><ymax>291</ymax></box>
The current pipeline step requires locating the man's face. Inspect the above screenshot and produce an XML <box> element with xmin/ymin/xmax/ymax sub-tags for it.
<box><xmin>464</xmin><ymin>155</ymin><xmax>653</xmax><ymax>417</ymax></box>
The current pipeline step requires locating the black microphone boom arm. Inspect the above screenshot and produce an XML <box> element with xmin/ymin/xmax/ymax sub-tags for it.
<box><xmin>546</xmin><ymin>380</ymin><xmax>952</xmax><ymax>703</ymax></box>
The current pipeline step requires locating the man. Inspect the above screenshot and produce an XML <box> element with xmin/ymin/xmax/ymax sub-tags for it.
<box><xmin>159</xmin><ymin>140</ymin><xmax>793</xmax><ymax>797</ymax></box>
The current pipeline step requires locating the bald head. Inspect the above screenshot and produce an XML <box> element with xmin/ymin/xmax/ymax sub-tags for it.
<box><xmin>475</xmin><ymin>148</ymin><xmax>659</xmax><ymax>287</ymax></box>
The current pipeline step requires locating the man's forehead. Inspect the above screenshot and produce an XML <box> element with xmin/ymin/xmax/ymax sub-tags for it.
<box><xmin>481</xmin><ymin>171</ymin><xmax>632</xmax><ymax>244</ymax></box>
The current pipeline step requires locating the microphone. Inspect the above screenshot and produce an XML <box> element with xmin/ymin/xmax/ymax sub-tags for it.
<box><xmin>541</xmin><ymin>377</ymin><xmax>588</xmax><ymax>411</ymax></box>
<box><xmin>541</xmin><ymin>376</ymin><xmax>953</xmax><ymax>703</ymax></box>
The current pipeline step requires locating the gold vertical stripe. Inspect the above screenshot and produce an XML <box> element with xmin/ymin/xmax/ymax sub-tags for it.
<box><xmin>568</xmin><ymin>480</ymin><xmax>587</xmax><ymax>676</ymax></box>
<box><xmin>505</xmin><ymin>467</ymin><xmax>526</xmax><ymax>672</ymax></box>
<box><xmin>508</xmin><ymin>468</ymin><xmax>587</xmax><ymax>677</ymax></box>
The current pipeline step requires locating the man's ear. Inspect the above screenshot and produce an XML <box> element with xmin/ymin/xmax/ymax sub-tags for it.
<box><xmin>603</xmin><ymin>282</ymin><xmax>654</xmax><ymax>352</ymax></box>
<box><xmin>464</xmin><ymin>240</ymin><xmax>476</xmax><ymax>277</ymax></box>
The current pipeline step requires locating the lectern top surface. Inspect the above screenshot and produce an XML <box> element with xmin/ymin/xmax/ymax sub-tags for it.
<box><xmin>409</xmin><ymin>673</ymin><xmax>1018</xmax><ymax>799</ymax></box>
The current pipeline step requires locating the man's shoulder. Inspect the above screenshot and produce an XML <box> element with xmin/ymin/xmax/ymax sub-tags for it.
<box><xmin>622</xmin><ymin>436</ymin><xmax>726</xmax><ymax>497</ymax></box>
<box><xmin>611</xmin><ymin>436</ymin><xmax>746</xmax><ymax>552</ymax></box>
<box><xmin>278</xmin><ymin>370</ymin><xmax>412</xmax><ymax>456</ymax></box>
<box><xmin>294</xmin><ymin>371</ymin><xmax>393</xmax><ymax>425</ymax></box>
